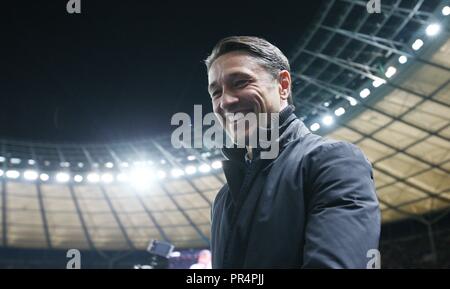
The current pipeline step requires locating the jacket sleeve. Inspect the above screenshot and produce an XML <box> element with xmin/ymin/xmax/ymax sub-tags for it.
<box><xmin>301</xmin><ymin>141</ymin><xmax>381</xmax><ymax>268</ymax></box>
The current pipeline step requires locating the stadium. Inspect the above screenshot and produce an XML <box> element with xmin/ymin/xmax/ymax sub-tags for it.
<box><xmin>0</xmin><ymin>0</ymin><xmax>449</xmax><ymax>269</ymax></box>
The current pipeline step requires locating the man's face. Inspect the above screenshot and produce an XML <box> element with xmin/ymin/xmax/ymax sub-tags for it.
<box><xmin>208</xmin><ymin>51</ymin><xmax>284</xmax><ymax>144</ymax></box>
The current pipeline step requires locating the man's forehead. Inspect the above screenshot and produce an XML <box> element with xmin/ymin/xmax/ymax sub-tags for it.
<box><xmin>208</xmin><ymin>52</ymin><xmax>262</xmax><ymax>83</ymax></box>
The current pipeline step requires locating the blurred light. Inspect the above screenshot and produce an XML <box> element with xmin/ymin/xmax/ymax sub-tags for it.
<box><xmin>10</xmin><ymin>158</ymin><xmax>21</xmax><ymax>164</ymax></box>
<box><xmin>44</xmin><ymin>161</ymin><xmax>51</xmax><ymax>166</ymax></box>
<box><xmin>334</xmin><ymin>107</ymin><xmax>346</xmax><ymax>117</ymax></box>
<box><xmin>0</xmin><ymin>156</ymin><xmax>5</xmax><ymax>162</ymax></box>
<box><xmin>310</xmin><ymin>123</ymin><xmax>320</xmax><ymax>132</ymax></box>
<box><xmin>0</xmin><ymin>169</ymin><xmax>3</xmax><ymax>177</ymax></box>
<box><xmin>398</xmin><ymin>55</ymin><xmax>408</xmax><ymax>64</ymax></box>
<box><xmin>171</xmin><ymin>168</ymin><xmax>185</xmax><ymax>178</ymax></box>
<box><xmin>28</xmin><ymin>159</ymin><xmax>36</xmax><ymax>165</ymax></box>
<box><xmin>359</xmin><ymin>88</ymin><xmax>371</xmax><ymax>99</ymax></box>
<box><xmin>372</xmin><ymin>78</ymin><xmax>386</xmax><ymax>88</ymax></box>
<box><xmin>121</xmin><ymin>162</ymin><xmax>129</xmax><ymax>168</ymax></box>
<box><xmin>78</xmin><ymin>162</ymin><xmax>84</xmax><ymax>168</ymax></box>
<box><xmin>185</xmin><ymin>166</ymin><xmax>197</xmax><ymax>175</ymax></box>
<box><xmin>412</xmin><ymin>39</ymin><xmax>424</xmax><ymax>51</ymax></box>
<box><xmin>105</xmin><ymin>162</ymin><xmax>114</xmax><ymax>169</ymax></box>
<box><xmin>92</xmin><ymin>163</ymin><xmax>99</xmax><ymax>168</ymax></box>
<box><xmin>101</xmin><ymin>173</ymin><xmax>114</xmax><ymax>183</ymax></box>
<box><xmin>60</xmin><ymin>162</ymin><xmax>70</xmax><ymax>168</ymax></box>
<box><xmin>443</xmin><ymin>6</ymin><xmax>450</xmax><ymax>16</ymax></box>
<box><xmin>169</xmin><ymin>251</ymin><xmax>181</xmax><ymax>258</ymax></box>
<box><xmin>160</xmin><ymin>159</ymin><xmax>166</xmax><ymax>164</ymax></box>
<box><xmin>348</xmin><ymin>97</ymin><xmax>358</xmax><ymax>106</ymax></box>
<box><xmin>187</xmin><ymin>155</ymin><xmax>196</xmax><ymax>161</ymax></box>
<box><xmin>87</xmin><ymin>173</ymin><xmax>100</xmax><ymax>183</ymax></box>
<box><xmin>117</xmin><ymin>173</ymin><xmax>129</xmax><ymax>182</ymax></box>
<box><xmin>130</xmin><ymin>168</ymin><xmax>154</xmax><ymax>189</ymax></box>
<box><xmin>211</xmin><ymin>161</ymin><xmax>222</xmax><ymax>170</ymax></box>
<box><xmin>322</xmin><ymin>115</ymin><xmax>334</xmax><ymax>126</ymax></box>
<box><xmin>157</xmin><ymin>170</ymin><xmax>167</xmax><ymax>179</ymax></box>
<box><xmin>385</xmin><ymin>66</ymin><xmax>397</xmax><ymax>78</ymax></box>
<box><xmin>426</xmin><ymin>24</ymin><xmax>441</xmax><ymax>36</ymax></box>
<box><xmin>323</xmin><ymin>102</ymin><xmax>330</xmax><ymax>107</ymax></box>
<box><xmin>40</xmin><ymin>173</ymin><xmax>49</xmax><ymax>182</ymax></box>
<box><xmin>56</xmin><ymin>172</ymin><xmax>70</xmax><ymax>183</ymax></box>
<box><xmin>6</xmin><ymin>170</ymin><xmax>20</xmax><ymax>179</ymax></box>
<box><xmin>199</xmin><ymin>164</ymin><xmax>211</xmax><ymax>173</ymax></box>
<box><xmin>74</xmin><ymin>175</ymin><xmax>83</xmax><ymax>183</ymax></box>
<box><xmin>24</xmin><ymin>170</ymin><xmax>38</xmax><ymax>181</ymax></box>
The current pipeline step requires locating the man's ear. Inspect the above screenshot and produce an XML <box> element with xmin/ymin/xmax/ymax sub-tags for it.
<box><xmin>278</xmin><ymin>70</ymin><xmax>291</xmax><ymax>101</ymax></box>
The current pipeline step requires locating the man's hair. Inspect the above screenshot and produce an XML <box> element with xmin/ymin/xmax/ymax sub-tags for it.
<box><xmin>205</xmin><ymin>36</ymin><xmax>293</xmax><ymax>105</ymax></box>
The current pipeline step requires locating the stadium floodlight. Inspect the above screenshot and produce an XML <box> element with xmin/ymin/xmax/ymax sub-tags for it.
<box><xmin>322</xmin><ymin>115</ymin><xmax>334</xmax><ymax>126</ymax></box>
<box><xmin>105</xmin><ymin>162</ymin><xmax>114</xmax><ymax>169</ymax></box>
<box><xmin>121</xmin><ymin>162</ymin><xmax>129</xmax><ymax>168</ymax></box>
<box><xmin>60</xmin><ymin>162</ymin><xmax>70</xmax><ymax>168</ymax></box>
<box><xmin>443</xmin><ymin>6</ymin><xmax>450</xmax><ymax>16</ymax></box>
<box><xmin>310</xmin><ymin>123</ymin><xmax>321</xmax><ymax>132</ymax></box>
<box><xmin>87</xmin><ymin>173</ymin><xmax>100</xmax><ymax>183</ymax></box>
<box><xmin>185</xmin><ymin>165</ymin><xmax>197</xmax><ymax>175</ymax></box>
<box><xmin>211</xmin><ymin>161</ymin><xmax>222</xmax><ymax>170</ymax></box>
<box><xmin>426</xmin><ymin>24</ymin><xmax>441</xmax><ymax>36</ymax></box>
<box><xmin>40</xmin><ymin>173</ymin><xmax>49</xmax><ymax>182</ymax></box>
<box><xmin>323</xmin><ymin>102</ymin><xmax>330</xmax><ymax>107</ymax></box>
<box><xmin>10</xmin><ymin>158</ymin><xmax>21</xmax><ymax>165</ymax></box>
<box><xmin>171</xmin><ymin>168</ymin><xmax>185</xmax><ymax>178</ymax></box>
<box><xmin>0</xmin><ymin>169</ymin><xmax>3</xmax><ymax>177</ymax></box>
<box><xmin>359</xmin><ymin>88</ymin><xmax>371</xmax><ymax>99</ymax></box>
<box><xmin>117</xmin><ymin>173</ymin><xmax>129</xmax><ymax>182</ymax></box>
<box><xmin>24</xmin><ymin>170</ymin><xmax>38</xmax><ymax>181</ymax></box>
<box><xmin>28</xmin><ymin>159</ymin><xmax>36</xmax><ymax>165</ymax></box>
<box><xmin>398</xmin><ymin>55</ymin><xmax>408</xmax><ymax>64</ymax></box>
<box><xmin>412</xmin><ymin>39</ymin><xmax>424</xmax><ymax>51</ymax></box>
<box><xmin>385</xmin><ymin>66</ymin><xmax>397</xmax><ymax>78</ymax></box>
<box><xmin>198</xmin><ymin>164</ymin><xmax>211</xmax><ymax>173</ymax></box>
<box><xmin>0</xmin><ymin>156</ymin><xmax>5</xmax><ymax>162</ymax></box>
<box><xmin>74</xmin><ymin>175</ymin><xmax>83</xmax><ymax>183</ymax></box>
<box><xmin>372</xmin><ymin>78</ymin><xmax>386</xmax><ymax>88</ymax></box>
<box><xmin>347</xmin><ymin>97</ymin><xmax>358</xmax><ymax>106</ymax></box>
<box><xmin>157</xmin><ymin>170</ymin><xmax>167</xmax><ymax>179</ymax></box>
<box><xmin>78</xmin><ymin>162</ymin><xmax>84</xmax><ymax>168</ymax></box>
<box><xmin>101</xmin><ymin>173</ymin><xmax>114</xmax><ymax>183</ymax></box>
<box><xmin>334</xmin><ymin>107</ymin><xmax>346</xmax><ymax>117</ymax></box>
<box><xmin>6</xmin><ymin>170</ymin><xmax>20</xmax><ymax>179</ymax></box>
<box><xmin>56</xmin><ymin>172</ymin><xmax>70</xmax><ymax>183</ymax></box>
<box><xmin>187</xmin><ymin>155</ymin><xmax>196</xmax><ymax>161</ymax></box>
<box><xmin>130</xmin><ymin>168</ymin><xmax>154</xmax><ymax>189</ymax></box>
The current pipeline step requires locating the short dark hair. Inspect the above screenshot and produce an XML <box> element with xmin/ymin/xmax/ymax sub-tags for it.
<box><xmin>205</xmin><ymin>36</ymin><xmax>293</xmax><ymax>105</ymax></box>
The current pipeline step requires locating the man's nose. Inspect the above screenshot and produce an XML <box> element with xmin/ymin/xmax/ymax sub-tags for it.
<box><xmin>220</xmin><ymin>92</ymin><xmax>239</xmax><ymax>111</ymax></box>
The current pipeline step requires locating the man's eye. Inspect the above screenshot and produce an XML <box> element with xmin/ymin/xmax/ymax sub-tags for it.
<box><xmin>212</xmin><ymin>90</ymin><xmax>221</xmax><ymax>97</ymax></box>
<box><xmin>234</xmin><ymin>79</ymin><xmax>249</xmax><ymax>88</ymax></box>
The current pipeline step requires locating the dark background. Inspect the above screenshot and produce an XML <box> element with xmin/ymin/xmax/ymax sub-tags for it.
<box><xmin>0</xmin><ymin>0</ymin><xmax>323</xmax><ymax>143</ymax></box>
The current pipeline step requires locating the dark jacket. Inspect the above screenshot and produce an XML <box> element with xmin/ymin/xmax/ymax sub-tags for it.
<box><xmin>211</xmin><ymin>105</ymin><xmax>381</xmax><ymax>268</ymax></box>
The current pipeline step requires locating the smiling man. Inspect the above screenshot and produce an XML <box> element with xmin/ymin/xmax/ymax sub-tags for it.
<box><xmin>205</xmin><ymin>36</ymin><xmax>381</xmax><ymax>268</ymax></box>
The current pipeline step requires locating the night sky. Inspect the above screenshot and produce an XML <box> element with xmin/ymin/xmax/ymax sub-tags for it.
<box><xmin>0</xmin><ymin>0</ymin><xmax>323</xmax><ymax>143</ymax></box>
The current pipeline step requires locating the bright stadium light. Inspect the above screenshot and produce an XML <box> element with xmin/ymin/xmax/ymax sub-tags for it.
<box><xmin>101</xmin><ymin>173</ymin><xmax>114</xmax><ymax>183</ymax></box>
<box><xmin>334</xmin><ymin>107</ymin><xmax>346</xmax><ymax>117</ymax></box>
<box><xmin>185</xmin><ymin>165</ymin><xmax>197</xmax><ymax>175</ymax></box>
<box><xmin>385</xmin><ymin>66</ymin><xmax>397</xmax><ymax>78</ymax></box>
<box><xmin>28</xmin><ymin>159</ymin><xmax>36</xmax><ymax>165</ymax></box>
<box><xmin>171</xmin><ymin>168</ymin><xmax>185</xmax><ymax>178</ymax></box>
<box><xmin>360</xmin><ymin>88</ymin><xmax>371</xmax><ymax>99</ymax></box>
<box><xmin>6</xmin><ymin>170</ymin><xmax>20</xmax><ymax>179</ymax></box>
<box><xmin>443</xmin><ymin>6</ymin><xmax>450</xmax><ymax>16</ymax></box>
<box><xmin>398</xmin><ymin>55</ymin><xmax>408</xmax><ymax>64</ymax></box>
<box><xmin>130</xmin><ymin>168</ymin><xmax>154</xmax><ymax>189</ymax></box>
<box><xmin>40</xmin><ymin>173</ymin><xmax>49</xmax><ymax>182</ymax></box>
<box><xmin>10</xmin><ymin>158</ymin><xmax>21</xmax><ymax>165</ymax></box>
<box><xmin>105</xmin><ymin>162</ymin><xmax>114</xmax><ymax>169</ymax></box>
<box><xmin>87</xmin><ymin>173</ymin><xmax>100</xmax><ymax>183</ymax></box>
<box><xmin>117</xmin><ymin>173</ymin><xmax>129</xmax><ymax>182</ymax></box>
<box><xmin>372</xmin><ymin>78</ymin><xmax>386</xmax><ymax>88</ymax></box>
<box><xmin>74</xmin><ymin>175</ymin><xmax>83</xmax><ymax>183</ymax></box>
<box><xmin>0</xmin><ymin>156</ymin><xmax>5</xmax><ymax>162</ymax></box>
<box><xmin>322</xmin><ymin>115</ymin><xmax>334</xmax><ymax>126</ymax></box>
<box><xmin>157</xmin><ymin>170</ymin><xmax>166</xmax><ymax>179</ymax></box>
<box><xmin>426</xmin><ymin>24</ymin><xmax>441</xmax><ymax>36</ymax></box>
<box><xmin>56</xmin><ymin>172</ymin><xmax>70</xmax><ymax>183</ymax></box>
<box><xmin>187</xmin><ymin>155</ymin><xmax>196</xmax><ymax>161</ymax></box>
<box><xmin>412</xmin><ymin>39</ymin><xmax>424</xmax><ymax>51</ymax></box>
<box><xmin>24</xmin><ymin>170</ymin><xmax>38</xmax><ymax>181</ymax></box>
<box><xmin>310</xmin><ymin>123</ymin><xmax>320</xmax><ymax>132</ymax></box>
<box><xmin>211</xmin><ymin>161</ymin><xmax>222</xmax><ymax>170</ymax></box>
<box><xmin>198</xmin><ymin>164</ymin><xmax>211</xmax><ymax>173</ymax></box>
<box><xmin>121</xmin><ymin>162</ymin><xmax>129</xmax><ymax>168</ymax></box>
<box><xmin>60</xmin><ymin>162</ymin><xmax>70</xmax><ymax>168</ymax></box>
<box><xmin>347</xmin><ymin>97</ymin><xmax>358</xmax><ymax>106</ymax></box>
<box><xmin>0</xmin><ymin>169</ymin><xmax>3</xmax><ymax>177</ymax></box>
